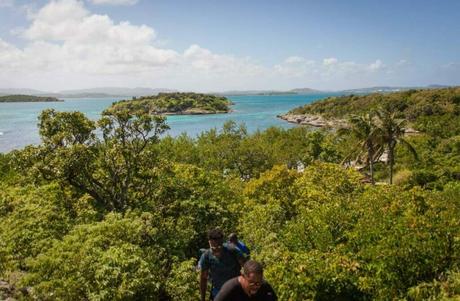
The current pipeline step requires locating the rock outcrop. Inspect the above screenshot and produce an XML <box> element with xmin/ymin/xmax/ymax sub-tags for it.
<box><xmin>277</xmin><ymin>114</ymin><xmax>348</xmax><ymax>128</ymax></box>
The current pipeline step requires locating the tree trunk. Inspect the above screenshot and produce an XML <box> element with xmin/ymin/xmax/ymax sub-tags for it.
<box><xmin>389</xmin><ymin>146</ymin><xmax>394</xmax><ymax>184</ymax></box>
<box><xmin>368</xmin><ymin>148</ymin><xmax>375</xmax><ymax>185</ymax></box>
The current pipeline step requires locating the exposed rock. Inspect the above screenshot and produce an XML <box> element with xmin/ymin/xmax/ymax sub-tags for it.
<box><xmin>404</xmin><ymin>127</ymin><xmax>420</xmax><ymax>135</ymax></box>
<box><xmin>277</xmin><ymin>114</ymin><xmax>348</xmax><ymax>128</ymax></box>
<box><xmin>279</xmin><ymin>114</ymin><xmax>421</xmax><ymax>138</ymax></box>
<box><xmin>0</xmin><ymin>280</ymin><xmax>14</xmax><ymax>300</ymax></box>
<box><xmin>0</xmin><ymin>280</ymin><xmax>12</xmax><ymax>291</ymax></box>
<box><xmin>162</xmin><ymin>108</ymin><xmax>229</xmax><ymax>115</ymax></box>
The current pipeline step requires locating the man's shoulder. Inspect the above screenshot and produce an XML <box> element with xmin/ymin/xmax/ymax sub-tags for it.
<box><xmin>214</xmin><ymin>277</ymin><xmax>241</xmax><ymax>301</ymax></box>
<box><xmin>220</xmin><ymin>277</ymin><xmax>240</xmax><ymax>290</ymax></box>
<box><xmin>198</xmin><ymin>249</ymin><xmax>212</xmax><ymax>270</ymax></box>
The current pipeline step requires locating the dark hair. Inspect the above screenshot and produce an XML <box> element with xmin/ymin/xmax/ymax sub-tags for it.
<box><xmin>208</xmin><ymin>229</ymin><xmax>224</xmax><ymax>240</ymax></box>
<box><xmin>243</xmin><ymin>260</ymin><xmax>263</xmax><ymax>276</ymax></box>
<box><xmin>228</xmin><ymin>233</ymin><xmax>238</xmax><ymax>241</ymax></box>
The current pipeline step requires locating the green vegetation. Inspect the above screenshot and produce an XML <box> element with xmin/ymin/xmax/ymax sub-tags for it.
<box><xmin>288</xmin><ymin>87</ymin><xmax>460</xmax><ymax>186</ymax></box>
<box><xmin>0</xmin><ymin>94</ymin><xmax>63</xmax><ymax>102</ymax></box>
<box><xmin>289</xmin><ymin>87</ymin><xmax>460</xmax><ymax>128</ymax></box>
<box><xmin>109</xmin><ymin>92</ymin><xmax>232</xmax><ymax>115</ymax></box>
<box><xmin>0</xmin><ymin>88</ymin><xmax>459</xmax><ymax>300</ymax></box>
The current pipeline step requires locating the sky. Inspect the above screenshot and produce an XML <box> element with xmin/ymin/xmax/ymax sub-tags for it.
<box><xmin>0</xmin><ymin>0</ymin><xmax>459</xmax><ymax>92</ymax></box>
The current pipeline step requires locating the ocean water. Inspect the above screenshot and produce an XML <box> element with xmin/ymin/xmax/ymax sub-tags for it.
<box><xmin>0</xmin><ymin>93</ymin><xmax>339</xmax><ymax>153</ymax></box>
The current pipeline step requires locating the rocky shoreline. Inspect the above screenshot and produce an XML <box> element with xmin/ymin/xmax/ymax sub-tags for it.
<box><xmin>162</xmin><ymin>108</ymin><xmax>230</xmax><ymax>115</ymax></box>
<box><xmin>277</xmin><ymin>113</ymin><xmax>420</xmax><ymax>135</ymax></box>
<box><xmin>277</xmin><ymin>113</ymin><xmax>348</xmax><ymax>128</ymax></box>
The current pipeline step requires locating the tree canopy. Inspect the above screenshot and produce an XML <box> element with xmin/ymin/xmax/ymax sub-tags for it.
<box><xmin>1</xmin><ymin>87</ymin><xmax>459</xmax><ymax>300</ymax></box>
<box><xmin>108</xmin><ymin>92</ymin><xmax>232</xmax><ymax>115</ymax></box>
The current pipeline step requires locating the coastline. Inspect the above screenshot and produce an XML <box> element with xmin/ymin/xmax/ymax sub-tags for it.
<box><xmin>277</xmin><ymin>113</ymin><xmax>347</xmax><ymax>128</ymax></box>
<box><xmin>0</xmin><ymin>94</ymin><xmax>332</xmax><ymax>153</ymax></box>
<box><xmin>161</xmin><ymin>108</ymin><xmax>231</xmax><ymax>115</ymax></box>
<box><xmin>277</xmin><ymin>113</ymin><xmax>420</xmax><ymax>135</ymax></box>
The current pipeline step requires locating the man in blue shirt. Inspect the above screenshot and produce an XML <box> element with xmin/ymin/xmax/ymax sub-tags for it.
<box><xmin>228</xmin><ymin>233</ymin><xmax>250</xmax><ymax>258</ymax></box>
<box><xmin>199</xmin><ymin>229</ymin><xmax>246</xmax><ymax>301</ymax></box>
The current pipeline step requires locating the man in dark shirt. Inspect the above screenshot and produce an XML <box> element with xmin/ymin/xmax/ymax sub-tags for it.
<box><xmin>214</xmin><ymin>260</ymin><xmax>277</xmax><ymax>301</ymax></box>
<box><xmin>199</xmin><ymin>229</ymin><xmax>246</xmax><ymax>301</ymax></box>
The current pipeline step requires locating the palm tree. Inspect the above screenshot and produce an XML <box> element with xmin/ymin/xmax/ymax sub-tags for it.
<box><xmin>339</xmin><ymin>113</ymin><xmax>383</xmax><ymax>184</ymax></box>
<box><xmin>375</xmin><ymin>106</ymin><xmax>418</xmax><ymax>184</ymax></box>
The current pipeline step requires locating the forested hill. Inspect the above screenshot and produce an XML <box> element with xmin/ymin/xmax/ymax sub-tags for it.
<box><xmin>0</xmin><ymin>94</ymin><xmax>62</xmax><ymax>102</ymax></box>
<box><xmin>287</xmin><ymin>87</ymin><xmax>459</xmax><ymax>125</ymax></box>
<box><xmin>108</xmin><ymin>92</ymin><xmax>232</xmax><ymax>115</ymax></box>
<box><xmin>279</xmin><ymin>87</ymin><xmax>460</xmax><ymax>139</ymax></box>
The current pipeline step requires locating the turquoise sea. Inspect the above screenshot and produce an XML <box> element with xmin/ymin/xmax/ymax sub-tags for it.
<box><xmin>0</xmin><ymin>93</ymin><xmax>339</xmax><ymax>153</ymax></box>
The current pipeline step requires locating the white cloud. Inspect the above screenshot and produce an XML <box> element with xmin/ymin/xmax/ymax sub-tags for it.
<box><xmin>24</xmin><ymin>0</ymin><xmax>90</xmax><ymax>41</ymax></box>
<box><xmin>269</xmin><ymin>56</ymin><xmax>405</xmax><ymax>90</ymax></box>
<box><xmin>13</xmin><ymin>0</ymin><xmax>178</xmax><ymax>74</ymax></box>
<box><xmin>0</xmin><ymin>0</ymin><xmax>412</xmax><ymax>91</ymax></box>
<box><xmin>323</xmin><ymin>57</ymin><xmax>338</xmax><ymax>66</ymax></box>
<box><xmin>284</xmin><ymin>56</ymin><xmax>306</xmax><ymax>64</ymax></box>
<box><xmin>396</xmin><ymin>59</ymin><xmax>407</xmax><ymax>66</ymax></box>
<box><xmin>24</xmin><ymin>0</ymin><xmax>153</xmax><ymax>44</ymax></box>
<box><xmin>88</xmin><ymin>0</ymin><xmax>138</xmax><ymax>5</ymax></box>
<box><xmin>0</xmin><ymin>38</ymin><xmax>24</xmax><ymax>68</ymax></box>
<box><xmin>441</xmin><ymin>62</ymin><xmax>460</xmax><ymax>70</ymax></box>
<box><xmin>274</xmin><ymin>56</ymin><xmax>388</xmax><ymax>80</ymax></box>
<box><xmin>274</xmin><ymin>56</ymin><xmax>316</xmax><ymax>77</ymax></box>
<box><xmin>0</xmin><ymin>0</ymin><xmax>267</xmax><ymax>90</ymax></box>
<box><xmin>182</xmin><ymin>44</ymin><xmax>264</xmax><ymax>76</ymax></box>
<box><xmin>369</xmin><ymin>59</ymin><xmax>384</xmax><ymax>71</ymax></box>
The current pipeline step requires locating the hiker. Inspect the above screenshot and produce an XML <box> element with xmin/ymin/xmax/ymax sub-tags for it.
<box><xmin>227</xmin><ymin>233</ymin><xmax>250</xmax><ymax>258</ymax></box>
<box><xmin>214</xmin><ymin>260</ymin><xmax>277</xmax><ymax>301</ymax></box>
<box><xmin>199</xmin><ymin>229</ymin><xmax>246</xmax><ymax>301</ymax></box>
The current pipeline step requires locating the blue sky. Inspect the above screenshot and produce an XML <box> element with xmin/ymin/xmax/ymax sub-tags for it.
<box><xmin>0</xmin><ymin>0</ymin><xmax>459</xmax><ymax>91</ymax></box>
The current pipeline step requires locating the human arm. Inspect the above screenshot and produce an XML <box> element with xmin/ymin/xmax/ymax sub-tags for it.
<box><xmin>200</xmin><ymin>269</ymin><xmax>208</xmax><ymax>301</ymax></box>
<box><xmin>198</xmin><ymin>252</ymin><xmax>210</xmax><ymax>301</ymax></box>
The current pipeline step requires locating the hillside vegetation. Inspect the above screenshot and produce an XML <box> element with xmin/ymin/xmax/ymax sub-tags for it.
<box><xmin>109</xmin><ymin>92</ymin><xmax>232</xmax><ymax>115</ymax></box>
<box><xmin>288</xmin><ymin>87</ymin><xmax>460</xmax><ymax>136</ymax></box>
<box><xmin>0</xmin><ymin>88</ymin><xmax>459</xmax><ymax>300</ymax></box>
<box><xmin>0</xmin><ymin>94</ymin><xmax>62</xmax><ymax>102</ymax></box>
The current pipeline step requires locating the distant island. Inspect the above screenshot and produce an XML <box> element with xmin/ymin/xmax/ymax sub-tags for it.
<box><xmin>0</xmin><ymin>95</ymin><xmax>63</xmax><ymax>103</ymax></box>
<box><xmin>0</xmin><ymin>85</ymin><xmax>455</xmax><ymax>98</ymax></box>
<box><xmin>279</xmin><ymin>86</ymin><xmax>460</xmax><ymax>129</ymax></box>
<box><xmin>108</xmin><ymin>92</ymin><xmax>232</xmax><ymax>115</ymax></box>
<box><xmin>218</xmin><ymin>87</ymin><xmax>321</xmax><ymax>96</ymax></box>
<box><xmin>0</xmin><ymin>87</ymin><xmax>178</xmax><ymax>99</ymax></box>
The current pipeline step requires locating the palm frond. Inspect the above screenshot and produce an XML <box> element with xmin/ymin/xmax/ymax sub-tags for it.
<box><xmin>399</xmin><ymin>137</ymin><xmax>418</xmax><ymax>160</ymax></box>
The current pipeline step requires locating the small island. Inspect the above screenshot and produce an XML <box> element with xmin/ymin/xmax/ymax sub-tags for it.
<box><xmin>108</xmin><ymin>92</ymin><xmax>232</xmax><ymax>115</ymax></box>
<box><xmin>0</xmin><ymin>94</ymin><xmax>63</xmax><ymax>103</ymax></box>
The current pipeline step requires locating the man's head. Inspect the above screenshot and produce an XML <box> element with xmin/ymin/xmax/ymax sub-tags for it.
<box><xmin>228</xmin><ymin>233</ymin><xmax>238</xmax><ymax>244</ymax></box>
<box><xmin>241</xmin><ymin>260</ymin><xmax>264</xmax><ymax>296</ymax></box>
<box><xmin>208</xmin><ymin>229</ymin><xmax>224</xmax><ymax>256</ymax></box>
